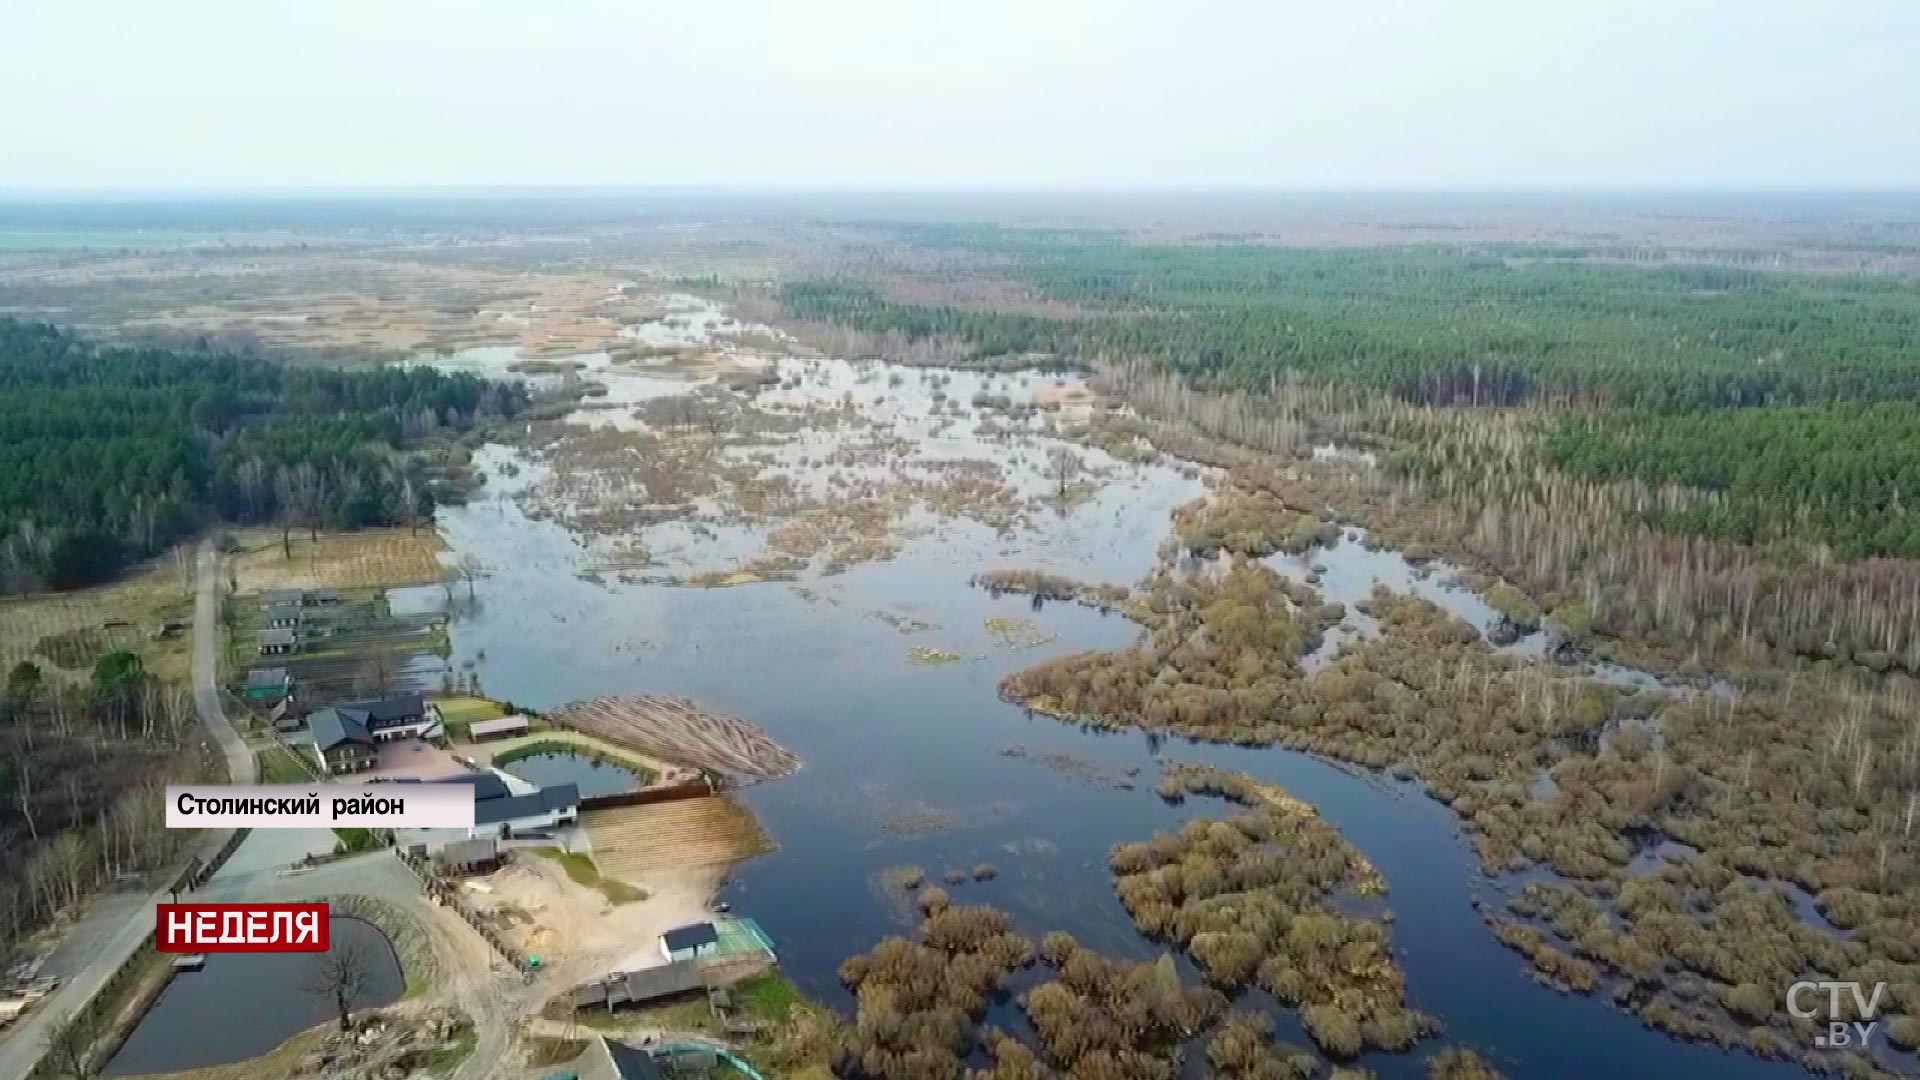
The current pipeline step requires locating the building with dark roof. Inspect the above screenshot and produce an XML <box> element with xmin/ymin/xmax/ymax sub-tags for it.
<box><xmin>260</xmin><ymin>587</ymin><xmax>341</xmax><ymax>608</ymax></box>
<box><xmin>660</xmin><ymin>922</ymin><xmax>719</xmax><ymax>962</ymax></box>
<box><xmin>308</xmin><ymin>708</ymin><xmax>377</xmax><ymax>774</ymax></box>
<box><xmin>339</xmin><ymin>693</ymin><xmax>434</xmax><ymax>733</ymax></box>
<box><xmin>471</xmin><ymin>781</ymin><xmax>579</xmax><ymax>837</ymax></box>
<box><xmin>341</xmin><ymin>694</ymin><xmax>439</xmax><ymax>742</ymax></box>
<box><xmin>304</xmin><ymin>694</ymin><xmax>440</xmax><ymax>773</ymax></box>
<box><xmin>385</xmin><ymin>769</ymin><xmax>580</xmax><ymax>838</ymax></box>
<box><xmin>571</xmin><ymin>961</ymin><xmax>704</xmax><ymax>1013</ymax></box>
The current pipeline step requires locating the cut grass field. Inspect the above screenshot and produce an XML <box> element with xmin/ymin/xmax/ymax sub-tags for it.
<box><xmin>432</xmin><ymin>694</ymin><xmax>508</xmax><ymax>725</ymax></box>
<box><xmin>229</xmin><ymin>527</ymin><xmax>449</xmax><ymax>592</ymax></box>
<box><xmin>432</xmin><ymin>693</ymin><xmax>511</xmax><ymax>742</ymax></box>
<box><xmin>333</xmin><ymin>827</ymin><xmax>382</xmax><ymax>853</ymax></box>
<box><xmin>526</xmin><ymin>846</ymin><xmax>650</xmax><ymax>905</ymax></box>
<box><xmin>0</xmin><ymin>554</ymin><xmax>196</xmax><ymax>686</ymax></box>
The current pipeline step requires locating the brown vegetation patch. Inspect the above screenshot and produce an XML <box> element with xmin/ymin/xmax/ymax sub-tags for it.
<box><xmin>1171</xmin><ymin>490</ymin><xmax>1339</xmax><ymax>558</ymax></box>
<box><xmin>1112</xmin><ymin>766</ymin><xmax>1422</xmax><ymax>1058</ymax></box>
<box><xmin>972</xmin><ymin>569</ymin><xmax>1133</xmax><ymax>614</ymax></box>
<box><xmin>996</xmin><ymin>492</ymin><xmax>1920</xmax><ymax>1070</ymax></box>
<box><xmin>1000</xmin><ymin>560</ymin><xmax>1341</xmax><ymax>733</ymax></box>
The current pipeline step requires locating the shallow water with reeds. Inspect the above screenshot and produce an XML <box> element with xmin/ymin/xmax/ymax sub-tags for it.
<box><xmin>416</xmin><ymin>306</ymin><xmax>1820</xmax><ymax>1079</ymax></box>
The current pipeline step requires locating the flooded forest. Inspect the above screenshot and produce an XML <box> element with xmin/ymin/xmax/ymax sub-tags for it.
<box><xmin>4</xmin><ymin>194</ymin><xmax>1919</xmax><ymax>1080</ymax></box>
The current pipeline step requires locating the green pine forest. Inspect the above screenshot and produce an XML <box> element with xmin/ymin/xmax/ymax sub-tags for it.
<box><xmin>0</xmin><ymin>319</ymin><xmax>525</xmax><ymax>591</ymax></box>
<box><xmin>781</xmin><ymin>230</ymin><xmax>1920</xmax><ymax>558</ymax></box>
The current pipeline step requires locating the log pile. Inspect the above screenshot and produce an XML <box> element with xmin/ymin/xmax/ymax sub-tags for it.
<box><xmin>545</xmin><ymin>695</ymin><xmax>801</xmax><ymax>785</ymax></box>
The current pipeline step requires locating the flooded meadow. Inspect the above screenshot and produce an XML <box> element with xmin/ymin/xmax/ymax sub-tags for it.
<box><xmin>413</xmin><ymin>297</ymin><xmax>1825</xmax><ymax>1079</ymax></box>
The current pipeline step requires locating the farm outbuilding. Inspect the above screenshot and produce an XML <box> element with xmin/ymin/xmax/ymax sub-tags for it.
<box><xmin>262</xmin><ymin>603</ymin><xmax>303</xmax><ymax>629</ymax></box>
<box><xmin>468</xmin><ymin>714</ymin><xmax>531</xmax><ymax>741</ymax></box>
<box><xmin>257</xmin><ymin>628</ymin><xmax>297</xmax><ymax>655</ymax></box>
<box><xmin>660</xmin><ymin>922</ymin><xmax>719</xmax><ymax>963</ymax></box>
<box><xmin>244</xmin><ymin>667</ymin><xmax>293</xmax><ymax>702</ymax></box>
<box><xmin>432</xmin><ymin>837</ymin><xmax>501</xmax><ymax>874</ymax></box>
<box><xmin>572</xmin><ymin>959</ymin><xmax>704</xmax><ymax>1010</ymax></box>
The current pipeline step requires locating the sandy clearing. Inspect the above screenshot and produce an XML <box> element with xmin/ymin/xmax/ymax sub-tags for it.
<box><xmin>459</xmin><ymin>854</ymin><xmax>718</xmax><ymax>975</ymax></box>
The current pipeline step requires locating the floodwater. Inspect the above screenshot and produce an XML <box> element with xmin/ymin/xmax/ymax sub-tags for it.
<box><xmin>415</xmin><ymin>298</ymin><xmax>1831</xmax><ymax>1079</ymax></box>
<box><xmin>103</xmin><ymin>917</ymin><xmax>403</xmax><ymax>1075</ymax></box>
<box><xmin>500</xmin><ymin>750</ymin><xmax>647</xmax><ymax>797</ymax></box>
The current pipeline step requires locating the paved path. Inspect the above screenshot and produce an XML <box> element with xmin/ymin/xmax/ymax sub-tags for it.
<box><xmin>0</xmin><ymin>543</ymin><xmax>254</xmax><ymax>1079</ymax></box>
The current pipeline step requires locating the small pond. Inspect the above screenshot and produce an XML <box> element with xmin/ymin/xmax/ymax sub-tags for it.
<box><xmin>501</xmin><ymin>750</ymin><xmax>648</xmax><ymax>797</ymax></box>
<box><xmin>103</xmin><ymin>917</ymin><xmax>403</xmax><ymax>1076</ymax></box>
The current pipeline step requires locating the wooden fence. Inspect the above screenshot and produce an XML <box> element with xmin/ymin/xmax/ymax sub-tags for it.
<box><xmin>393</xmin><ymin>848</ymin><xmax>531</xmax><ymax>973</ymax></box>
<box><xmin>578</xmin><ymin>777</ymin><xmax>715</xmax><ymax>812</ymax></box>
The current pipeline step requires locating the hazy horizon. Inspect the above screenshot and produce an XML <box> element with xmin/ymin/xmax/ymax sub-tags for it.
<box><xmin>4</xmin><ymin>1</ymin><xmax>1917</xmax><ymax>191</ymax></box>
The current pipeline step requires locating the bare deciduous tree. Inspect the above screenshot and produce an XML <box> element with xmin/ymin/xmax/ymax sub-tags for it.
<box><xmin>11</xmin><ymin>744</ymin><xmax>36</xmax><ymax>841</ymax></box>
<box><xmin>1047</xmin><ymin>447</ymin><xmax>1083</xmax><ymax>500</ymax></box>
<box><xmin>456</xmin><ymin>554</ymin><xmax>483</xmax><ymax>601</ymax></box>
<box><xmin>357</xmin><ymin>651</ymin><xmax>396</xmax><ymax>698</ymax></box>
<box><xmin>303</xmin><ymin>935</ymin><xmax>373</xmax><ymax>1032</ymax></box>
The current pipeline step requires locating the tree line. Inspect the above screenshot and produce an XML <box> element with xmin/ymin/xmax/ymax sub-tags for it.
<box><xmin>1540</xmin><ymin>402</ymin><xmax>1920</xmax><ymax>559</ymax></box>
<box><xmin>780</xmin><ymin>236</ymin><xmax>1920</xmax><ymax>409</ymax></box>
<box><xmin>0</xmin><ymin>319</ymin><xmax>525</xmax><ymax>590</ymax></box>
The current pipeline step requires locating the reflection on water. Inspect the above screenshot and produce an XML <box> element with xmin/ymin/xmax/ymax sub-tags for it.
<box><xmin>104</xmin><ymin>917</ymin><xmax>402</xmax><ymax>1075</ymax></box>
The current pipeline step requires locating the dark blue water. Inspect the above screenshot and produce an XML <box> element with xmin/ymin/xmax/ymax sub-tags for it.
<box><xmin>429</xmin><ymin>352</ymin><xmax>1845</xmax><ymax>1079</ymax></box>
<box><xmin>105</xmin><ymin>917</ymin><xmax>403</xmax><ymax>1075</ymax></box>
<box><xmin>437</xmin><ymin>507</ymin><xmax>1830</xmax><ymax>1079</ymax></box>
<box><xmin>500</xmin><ymin>750</ymin><xmax>645</xmax><ymax>797</ymax></box>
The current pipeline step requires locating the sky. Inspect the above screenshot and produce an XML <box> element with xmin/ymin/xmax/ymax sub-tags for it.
<box><xmin>2</xmin><ymin>0</ymin><xmax>1916</xmax><ymax>192</ymax></box>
